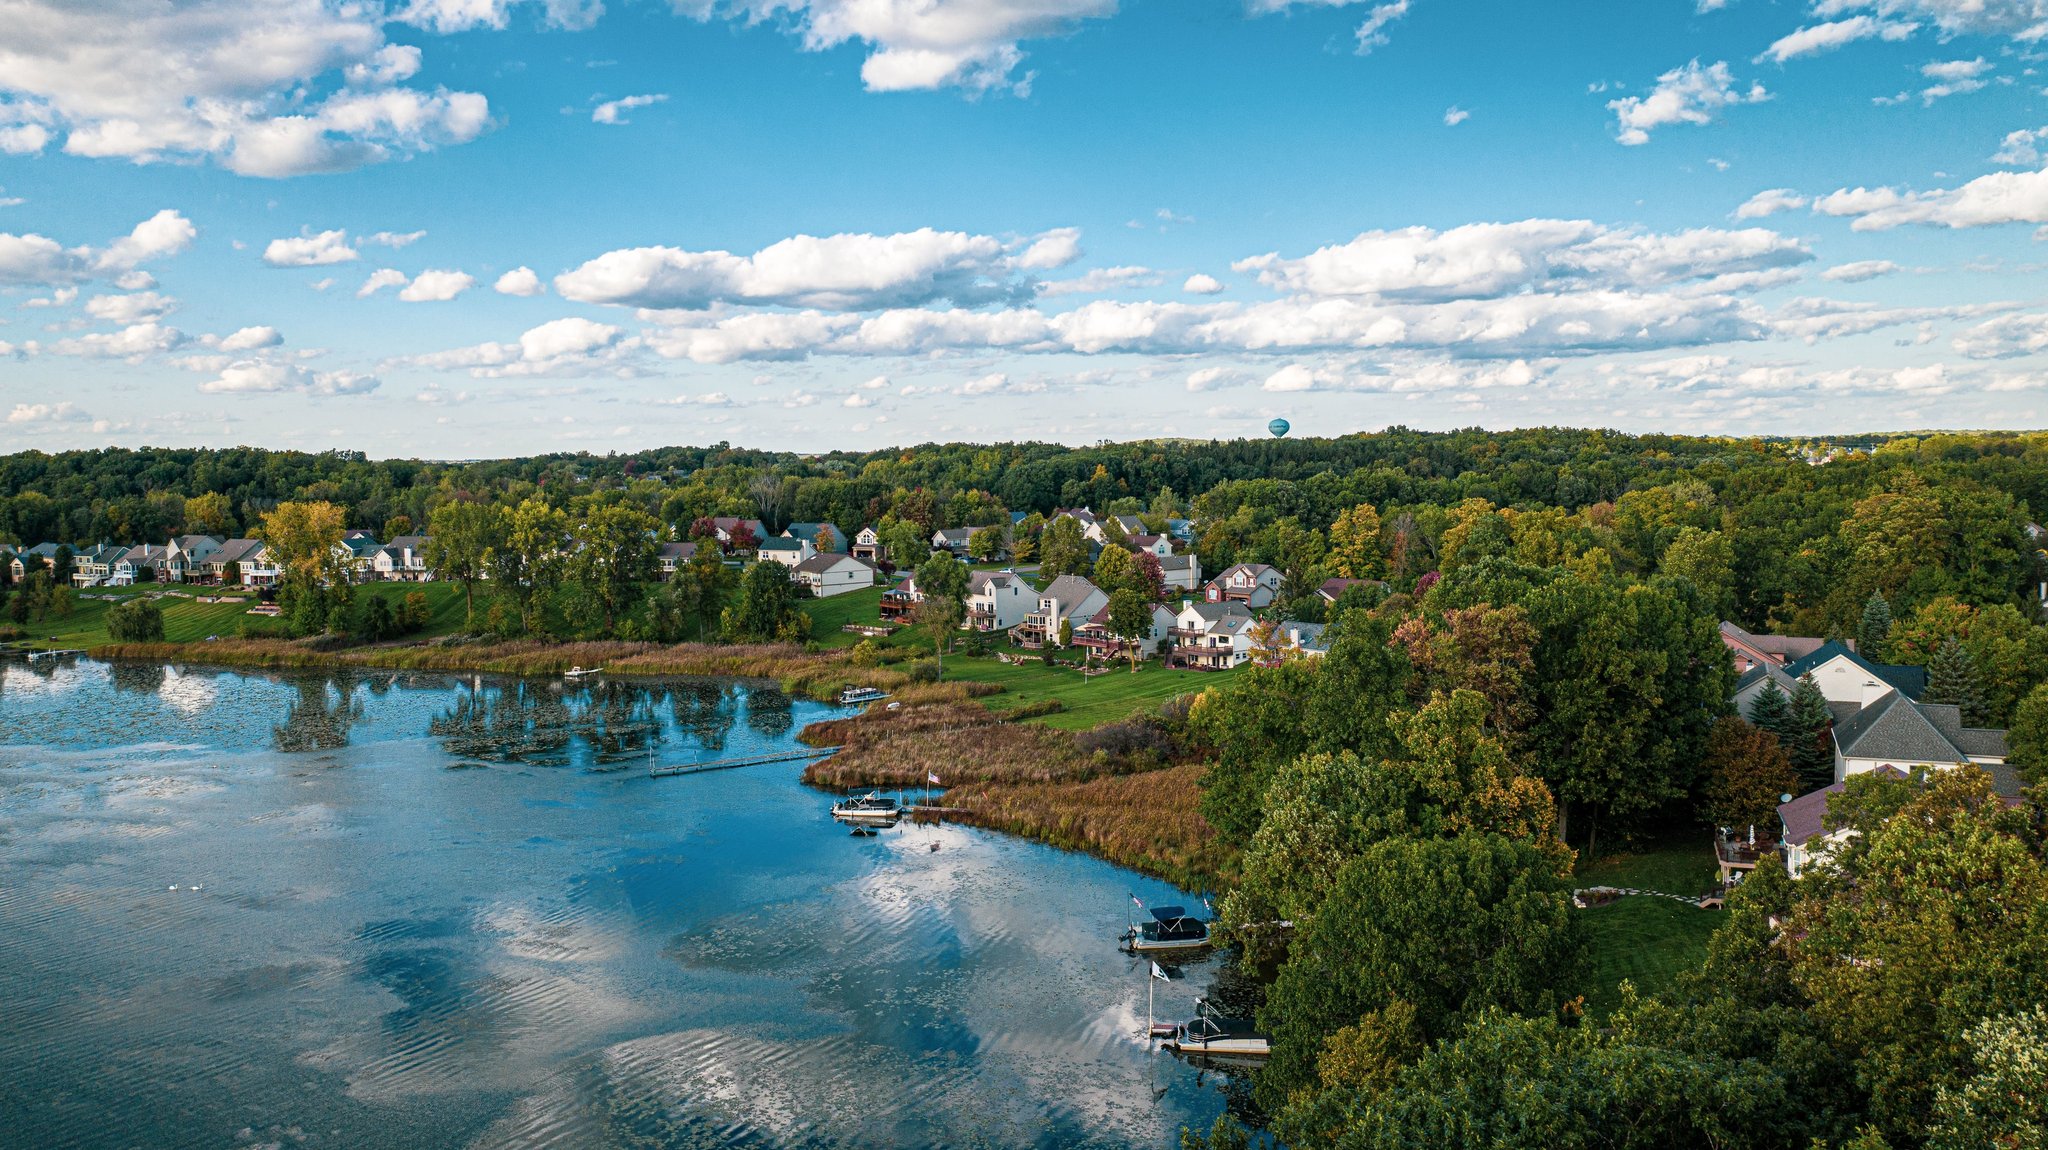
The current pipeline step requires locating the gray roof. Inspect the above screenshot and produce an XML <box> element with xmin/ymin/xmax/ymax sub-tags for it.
<box><xmin>1834</xmin><ymin>691</ymin><xmax>1974</xmax><ymax>764</ymax></box>
<box><xmin>1159</xmin><ymin>554</ymin><xmax>1197</xmax><ymax>572</ymax></box>
<box><xmin>1038</xmin><ymin>575</ymin><xmax>1105</xmax><ymax>621</ymax></box>
<box><xmin>759</xmin><ymin>536</ymin><xmax>807</xmax><ymax>552</ymax></box>
<box><xmin>968</xmin><ymin>570</ymin><xmax>1019</xmax><ymax>594</ymax></box>
<box><xmin>660</xmin><ymin>541</ymin><xmax>698</xmax><ymax>561</ymax></box>
<box><xmin>1721</xmin><ymin>622</ymin><xmax>1831</xmax><ymax>664</ymax></box>
<box><xmin>1182</xmin><ymin>600</ymin><xmax>1252</xmax><ymax>623</ymax></box>
<box><xmin>1784</xmin><ymin>641</ymin><xmax>1927</xmax><ymax>701</ymax></box>
<box><xmin>794</xmin><ymin>553</ymin><xmax>861</xmax><ymax>575</ymax></box>
<box><xmin>213</xmin><ymin>538</ymin><xmax>267</xmax><ymax>564</ymax></box>
<box><xmin>933</xmin><ymin>527</ymin><xmax>975</xmax><ymax>544</ymax></box>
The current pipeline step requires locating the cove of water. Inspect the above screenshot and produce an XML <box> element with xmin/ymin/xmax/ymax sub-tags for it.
<box><xmin>0</xmin><ymin>658</ymin><xmax>1253</xmax><ymax>1149</ymax></box>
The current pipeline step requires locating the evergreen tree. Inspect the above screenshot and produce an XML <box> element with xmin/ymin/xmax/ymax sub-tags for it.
<box><xmin>1925</xmin><ymin>634</ymin><xmax>1990</xmax><ymax>726</ymax></box>
<box><xmin>1859</xmin><ymin>591</ymin><xmax>1893</xmax><ymax>660</ymax></box>
<box><xmin>1786</xmin><ymin>673</ymin><xmax>1837</xmax><ymax>791</ymax></box>
<box><xmin>1745</xmin><ymin>676</ymin><xmax>1792</xmax><ymax>741</ymax></box>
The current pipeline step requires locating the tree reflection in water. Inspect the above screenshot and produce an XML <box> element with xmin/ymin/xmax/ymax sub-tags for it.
<box><xmin>108</xmin><ymin>662</ymin><xmax>167</xmax><ymax>695</ymax></box>
<box><xmin>428</xmin><ymin>677</ymin><xmax>764</xmax><ymax>768</ymax></box>
<box><xmin>744</xmin><ymin>685</ymin><xmax>794</xmax><ymax>741</ymax></box>
<box><xmin>273</xmin><ymin>677</ymin><xmax>366</xmax><ymax>752</ymax></box>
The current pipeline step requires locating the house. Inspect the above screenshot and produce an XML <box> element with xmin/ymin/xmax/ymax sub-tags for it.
<box><xmin>879</xmin><ymin>576</ymin><xmax>922</xmax><ymax>624</ymax></box>
<box><xmin>70</xmin><ymin>543</ymin><xmax>124</xmax><ymax>587</ymax></box>
<box><xmin>783</xmin><ymin>522</ymin><xmax>844</xmax><ymax>553</ymax></box>
<box><xmin>709</xmin><ymin>517</ymin><xmax>768</xmax><ymax>551</ymax></box>
<box><xmin>658</xmin><ymin>540</ymin><xmax>706</xmax><ymax>580</ymax></box>
<box><xmin>1165</xmin><ymin>518</ymin><xmax>1196</xmax><ymax>543</ymax></box>
<box><xmin>10</xmin><ymin>542</ymin><xmax>60</xmax><ymax>581</ymax></box>
<box><xmin>1787</xmin><ymin>641</ymin><xmax>1925</xmax><ymax>706</ymax></box>
<box><xmin>1317</xmin><ymin>577</ymin><xmax>1384</xmax><ymax>604</ymax></box>
<box><xmin>931</xmin><ymin>527</ymin><xmax>976</xmax><ymax>556</ymax></box>
<box><xmin>964</xmin><ymin>570</ymin><xmax>1034</xmax><ymax>632</ymax></box>
<box><xmin>1167</xmin><ymin>600</ymin><xmax>1257</xmax><ymax>670</ymax></box>
<box><xmin>758</xmin><ymin>536</ymin><xmax>816</xmax><ymax>568</ymax></box>
<box><xmin>1159</xmin><ymin>553</ymin><xmax>1202</xmax><ymax>594</ymax></box>
<box><xmin>1012</xmin><ymin>575</ymin><xmax>1109</xmax><ymax>649</ymax></box>
<box><xmin>1273</xmin><ymin>620</ymin><xmax>1331</xmax><ymax>659</ymax></box>
<box><xmin>1204</xmin><ymin>562</ymin><xmax>1284</xmax><ymax>608</ymax></box>
<box><xmin>166</xmin><ymin>535</ymin><xmax>223</xmax><ymax>583</ymax></box>
<box><xmin>112</xmin><ymin>544</ymin><xmax>171</xmax><ymax>585</ymax></box>
<box><xmin>852</xmin><ymin>525</ymin><xmax>885</xmax><ymax>563</ymax></box>
<box><xmin>1720</xmin><ymin>622</ymin><xmax>1834</xmax><ymax>675</ymax></box>
<box><xmin>371</xmin><ymin>535</ymin><xmax>432</xmax><ymax>582</ymax></box>
<box><xmin>335</xmin><ymin>531</ymin><xmax>383</xmax><ymax>581</ymax></box>
<box><xmin>1126</xmin><ymin>534</ymin><xmax>1174</xmax><ymax>558</ymax></box>
<box><xmin>1073</xmin><ymin>601</ymin><xmax>1178</xmax><ymax>662</ymax></box>
<box><xmin>791</xmin><ymin>553</ymin><xmax>877</xmax><ymax>598</ymax></box>
<box><xmin>1052</xmin><ymin>508</ymin><xmax>1107</xmax><ymax>544</ymax></box>
<box><xmin>1830</xmin><ymin>690</ymin><xmax>2009</xmax><ymax>782</ymax></box>
<box><xmin>208</xmin><ymin>538</ymin><xmax>278</xmax><ymax>586</ymax></box>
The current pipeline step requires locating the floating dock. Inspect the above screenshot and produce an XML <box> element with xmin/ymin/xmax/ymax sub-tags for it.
<box><xmin>649</xmin><ymin>748</ymin><xmax>835</xmax><ymax>778</ymax></box>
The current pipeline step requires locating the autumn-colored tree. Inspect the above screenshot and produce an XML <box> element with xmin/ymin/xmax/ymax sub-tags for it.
<box><xmin>1701</xmin><ymin>716</ymin><xmax>1800</xmax><ymax>829</ymax></box>
<box><xmin>1093</xmin><ymin>542</ymin><xmax>1136</xmax><ymax>595</ymax></box>
<box><xmin>1329</xmin><ymin>502</ymin><xmax>1385</xmax><ymax>579</ymax></box>
<box><xmin>183</xmin><ymin>491</ymin><xmax>234</xmax><ymax>537</ymax></box>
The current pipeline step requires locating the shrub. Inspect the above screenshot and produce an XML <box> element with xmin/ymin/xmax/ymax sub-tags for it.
<box><xmin>1005</xmin><ymin>698</ymin><xmax>1066</xmax><ymax>721</ymax></box>
<box><xmin>904</xmin><ymin>658</ymin><xmax>941</xmax><ymax>683</ymax></box>
<box><xmin>106</xmin><ymin>598</ymin><xmax>166</xmax><ymax>642</ymax></box>
<box><xmin>1076</xmin><ymin>712</ymin><xmax>1182</xmax><ymax>765</ymax></box>
<box><xmin>401</xmin><ymin>591</ymin><xmax>432</xmax><ymax>632</ymax></box>
<box><xmin>851</xmin><ymin>639</ymin><xmax>884</xmax><ymax>668</ymax></box>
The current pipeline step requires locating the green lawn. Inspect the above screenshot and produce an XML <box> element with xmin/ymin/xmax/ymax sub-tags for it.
<box><xmin>938</xmin><ymin>655</ymin><xmax>1233</xmax><ymax>729</ymax></box>
<box><xmin>1579</xmin><ymin>896</ymin><xmax>1722</xmax><ymax>1019</ymax></box>
<box><xmin>12</xmin><ymin>581</ymin><xmax>470</xmax><ymax>649</ymax></box>
<box><xmin>1574</xmin><ymin>830</ymin><xmax>1720</xmax><ymax>897</ymax></box>
<box><xmin>799</xmin><ymin>586</ymin><xmax>907</xmax><ymax>649</ymax></box>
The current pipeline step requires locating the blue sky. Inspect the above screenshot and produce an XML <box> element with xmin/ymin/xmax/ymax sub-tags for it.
<box><xmin>2</xmin><ymin>0</ymin><xmax>2046</xmax><ymax>456</ymax></box>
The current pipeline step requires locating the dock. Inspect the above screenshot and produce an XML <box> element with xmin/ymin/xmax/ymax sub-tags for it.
<box><xmin>649</xmin><ymin>747</ymin><xmax>836</xmax><ymax>778</ymax></box>
<box><xmin>24</xmin><ymin>649</ymin><xmax>85</xmax><ymax>663</ymax></box>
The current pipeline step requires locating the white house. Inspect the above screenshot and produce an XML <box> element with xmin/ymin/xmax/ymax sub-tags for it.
<box><xmin>1126</xmin><ymin>534</ymin><xmax>1174</xmax><ymax>558</ymax></box>
<box><xmin>964</xmin><ymin>569</ymin><xmax>1034</xmax><ymax>632</ymax></box>
<box><xmin>1830</xmin><ymin>691</ymin><xmax>2008</xmax><ymax>782</ymax></box>
<box><xmin>783</xmin><ymin>522</ymin><xmax>844</xmax><ymax>553</ymax></box>
<box><xmin>1073</xmin><ymin>600</ymin><xmax>1178</xmax><ymax>661</ymax></box>
<box><xmin>709</xmin><ymin>517</ymin><xmax>767</xmax><ymax>550</ymax></box>
<box><xmin>1012</xmin><ymin>574</ymin><xmax>1108</xmax><ymax>648</ymax></box>
<box><xmin>1204</xmin><ymin>562</ymin><xmax>1284</xmax><ymax>608</ymax></box>
<box><xmin>791</xmin><ymin>553</ymin><xmax>877</xmax><ymax>598</ymax></box>
<box><xmin>1159</xmin><ymin>553</ymin><xmax>1201</xmax><ymax>593</ymax></box>
<box><xmin>758</xmin><ymin>536</ymin><xmax>816</xmax><ymax>568</ymax></box>
<box><xmin>852</xmin><ymin>525</ymin><xmax>885</xmax><ymax>563</ymax></box>
<box><xmin>658</xmin><ymin>540</ymin><xmax>708</xmax><ymax>580</ymax></box>
<box><xmin>209</xmin><ymin>538</ymin><xmax>279</xmax><ymax>586</ymax></box>
<box><xmin>166</xmin><ymin>535</ymin><xmax>223</xmax><ymax>583</ymax></box>
<box><xmin>70</xmin><ymin>543</ymin><xmax>123</xmax><ymax>587</ymax></box>
<box><xmin>931</xmin><ymin>527</ymin><xmax>976</xmax><ymax>556</ymax></box>
<box><xmin>371</xmin><ymin>535</ymin><xmax>432</xmax><ymax>582</ymax></box>
<box><xmin>1167</xmin><ymin>601</ymin><xmax>1257</xmax><ymax>670</ymax></box>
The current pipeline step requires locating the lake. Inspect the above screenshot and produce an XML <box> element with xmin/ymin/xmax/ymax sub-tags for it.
<box><xmin>0</xmin><ymin>658</ymin><xmax>1253</xmax><ymax>1149</ymax></box>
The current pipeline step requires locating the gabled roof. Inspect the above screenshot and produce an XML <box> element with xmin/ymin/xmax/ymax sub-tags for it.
<box><xmin>1779</xmin><ymin>768</ymin><xmax>1908</xmax><ymax>847</ymax></box>
<box><xmin>1211</xmin><ymin>562</ymin><xmax>1278</xmax><ymax>583</ymax></box>
<box><xmin>1833</xmin><ymin>691</ymin><xmax>1972</xmax><ymax>764</ymax></box>
<box><xmin>783</xmin><ymin>522</ymin><xmax>841</xmax><ymax>548</ymax></box>
<box><xmin>1037</xmin><ymin>575</ymin><xmax>1105</xmax><ymax>621</ymax></box>
<box><xmin>933</xmin><ymin>527</ymin><xmax>975</xmax><ymax>543</ymax></box>
<box><xmin>1159</xmin><ymin>554</ymin><xmax>1197</xmax><ymax>572</ymax></box>
<box><xmin>968</xmin><ymin>570</ymin><xmax>1019</xmax><ymax>594</ymax></box>
<box><xmin>1783</xmin><ymin>641</ymin><xmax>1927</xmax><ymax>700</ymax></box>
<box><xmin>1721</xmin><ymin>622</ymin><xmax>1832</xmax><ymax>666</ymax></box>
<box><xmin>213</xmin><ymin>538</ymin><xmax>267</xmax><ymax>564</ymax></box>
<box><xmin>660</xmin><ymin>540</ymin><xmax>698</xmax><ymax>561</ymax></box>
<box><xmin>794</xmin><ymin>553</ymin><xmax>862</xmax><ymax>575</ymax></box>
<box><xmin>173</xmin><ymin>534</ymin><xmax>223</xmax><ymax>552</ymax></box>
<box><xmin>1735</xmin><ymin>661</ymin><xmax>1801</xmax><ymax>701</ymax></box>
<box><xmin>1180</xmin><ymin>600</ymin><xmax>1252</xmax><ymax>624</ymax></box>
<box><xmin>384</xmin><ymin>534</ymin><xmax>428</xmax><ymax>552</ymax></box>
<box><xmin>758</xmin><ymin>536</ymin><xmax>808</xmax><ymax>552</ymax></box>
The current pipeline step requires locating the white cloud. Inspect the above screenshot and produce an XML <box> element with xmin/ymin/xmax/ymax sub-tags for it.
<box><xmin>114</xmin><ymin>270</ymin><xmax>156</xmax><ymax>290</ymax></box>
<box><xmin>1</xmin><ymin>210</ymin><xmax>200</xmax><ymax>288</ymax></box>
<box><xmin>519</xmin><ymin>316</ymin><xmax>619</xmax><ymax>359</ymax></box>
<box><xmin>7</xmin><ymin>401</ymin><xmax>89</xmax><ymax>423</ymax></box>
<box><xmin>265</xmin><ymin>230</ymin><xmax>358</xmax><ymax>267</ymax></box>
<box><xmin>1013</xmin><ymin>227</ymin><xmax>1083</xmax><ymax>270</ymax></box>
<box><xmin>556</xmin><ymin>227</ymin><xmax>1065</xmax><ymax>310</ymax></box>
<box><xmin>1037</xmin><ymin>265</ymin><xmax>1159</xmax><ymax>295</ymax></box>
<box><xmin>1353</xmin><ymin>0</ymin><xmax>1411</xmax><ymax>54</ymax></box>
<box><xmin>1809</xmin><ymin>0</ymin><xmax>2048</xmax><ymax>40</ymax></box>
<box><xmin>1443</xmin><ymin>105</ymin><xmax>1470</xmax><ymax>126</ymax></box>
<box><xmin>1917</xmin><ymin>57</ymin><xmax>1993</xmax><ymax>103</ymax></box>
<box><xmin>843</xmin><ymin>392</ymin><xmax>877</xmax><ymax>407</ymax></box>
<box><xmin>218</xmin><ymin>326</ymin><xmax>284</xmax><ymax>351</ymax></box>
<box><xmin>495</xmin><ymin>266</ymin><xmax>546</xmax><ymax>296</ymax></box>
<box><xmin>1185</xmin><ymin>366</ymin><xmax>1238</xmax><ymax>391</ymax></box>
<box><xmin>402</xmin><ymin>317</ymin><xmax>627</xmax><ymax>377</ymax></box>
<box><xmin>1813</xmin><ymin>166</ymin><xmax>2048</xmax><ymax>229</ymax></box>
<box><xmin>102</xmin><ymin>211</ymin><xmax>198</xmax><ymax>268</ymax></box>
<box><xmin>364</xmin><ymin>230</ymin><xmax>426</xmax><ymax>248</ymax></box>
<box><xmin>50</xmin><ymin>321</ymin><xmax>185</xmax><ymax>360</ymax></box>
<box><xmin>1735</xmin><ymin>188</ymin><xmax>1808</xmax><ymax>219</ymax></box>
<box><xmin>592</xmin><ymin>94</ymin><xmax>666</xmax><ymax>124</ymax></box>
<box><xmin>1995</xmin><ymin>126</ymin><xmax>2048</xmax><ymax>166</ymax></box>
<box><xmin>84</xmin><ymin>291</ymin><xmax>176</xmax><ymax>323</ymax></box>
<box><xmin>0</xmin><ymin>0</ymin><xmax>492</xmax><ymax>177</ymax></box>
<box><xmin>1954</xmin><ymin>313</ymin><xmax>2048</xmax><ymax>358</ymax></box>
<box><xmin>358</xmin><ymin>268</ymin><xmax>409</xmax><ymax>297</ymax></box>
<box><xmin>859</xmin><ymin>374</ymin><xmax>889</xmax><ymax>388</ymax></box>
<box><xmin>1233</xmin><ymin>219</ymin><xmax>1809</xmax><ymax>301</ymax></box>
<box><xmin>1609</xmin><ymin>59</ymin><xmax>1768</xmax><ymax>146</ymax></box>
<box><xmin>675</xmin><ymin>0</ymin><xmax>1117</xmax><ymax>95</ymax></box>
<box><xmin>1820</xmin><ymin>259</ymin><xmax>1901</xmax><ymax>282</ymax></box>
<box><xmin>1263</xmin><ymin>363</ymin><xmax>1319</xmax><ymax>392</ymax></box>
<box><xmin>198</xmin><ymin>360</ymin><xmax>379</xmax><ymax>396</ymax></box>
<box><xmin>1756</xmin><ymin>17</ymin><xmax>1916</xmax><ymax>64</ymax></box>
<box><xmin>1184</xmin><ymin>273</ymin><xmax>1225</xmax><ymax>294</ymax></box>
<box><xmin>399</xmin><ymin>269</ymin><xmax>476</xmax><ymax>302</ymax></box>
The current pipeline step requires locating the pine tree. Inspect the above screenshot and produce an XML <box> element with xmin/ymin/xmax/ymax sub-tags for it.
<box><xmin>1858</xmin><ymin>592</ymin><xmax>1893</xmax><ymax>660</ymax></box>
<box><xmin>1787</xmin><ymin>673</ymin><xmax>1837</xmax><ymax>791</ymax></box>
<box><xmin>1746</xmin><ymin>676</ymin><xmax>1792</xmax><ymax>740</ymax></box>
<box><xmin>1925</xmin><ymin>634</ymin><xmax>1990</xmax><ymax>726</ymax></box>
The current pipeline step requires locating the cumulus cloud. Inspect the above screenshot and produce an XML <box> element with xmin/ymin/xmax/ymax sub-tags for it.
<box><xmin>198</xmin><ymin>360</ymin><xmax>379</xmax><ymax>396</ymax></box>
<box><xmin>358</xmin><ymin>268</ymin><xmax>409</xmax><ymax>297</ymax></box>
<box><xmin>1953</xmin><ymin>313</ymin><xmax>2048</xmax><ymax>358</ymax></box>
<box><xmin>555</xmin><ymin>227</ymin><xmax>1072</xmax><ymax>310</ymax></box>
<box><xmin>1820</xmin><ymin>259</ymin><xmax>1902</xmax><ymax>282</ymax></box>
<box><xmin>1995</xmin><ymin>126</ymin><xmax>2048</xmax><ymax>166</ymax></box>
<box><xmin>495</xmin><ymin>266</ymin><xmax>546</xmax><ymax>296</ymax></box>
<box><xmin>265</xmin><ymin>230</ymin><xmax>358</xmax><ymax>267</ymax></box>
<box><xmin>1756</xmin><ymin>16</ymin><xmax>1916</xmax><ymax>63</ymax></box>
<box><xmin>1807</xmin><ymin>0</ymin><xmax>2048</xmax><ymax>40</ymax></box>
<box><xmin>218</xmin><ymin>326</ymin><xmax>284</xmax><ymax>351</ymax></box>
<box><xmin>0</xmin><ymin>0</ymin><xmax>491</xmax><ymax>177</ymax></box>
<box><xmin>592</xmin><ymin>94</ymin><xmax>666</xmax><ymax>124</ymax></box>
<box><xmin>50</xmin><ymin>321</ymin><xmax>185</xmax><ymax>360</ymax></box>
<box><xmin>399</xmin><ymin>269</ymin><xmax>476</xmax><ymax>302</ymax></box>
<box><xmin>395</xmin><ymin>0</ymin><xmax>603</xmax><ymax>32</ymax></box>
<box><xmin>1352</xmin><ymin>0</ymin><xmax>1411</xmax><ymax>54</ymax></box>
<box><xmin>1813</xmin><ymin>166</ymin><xmax>2048</xmax><ymax>229</ymax></box>
<box><xmin>671</xmin><ymin>0</ymin><xmax>1117</xmax><ymax>95</ymax></box>
<box><xmin>7</xmin><ymin>401</ymin><xmax>90</xmax><ymax>423</ymax></box>
<box><xmin>401</xmin><ymin>316</ymin><xmax>627</xmax><ymax>377</ymax></box>
<box><xmin>1013</xmin><ymin>227</ymin><xmax>1083</xmax><ymax>270</ymax></box>
<box><xmin>1184</xmin><ymin>273</ymin><xmax>1225</xmax><ymax>294</ymax></box>
<box><xmin>0</xmin><ymin>210</ymin><xmax>195</xmax><ymax>288</ymax></box>
<box><xmin>1232</xmin><ymin>219</ymin><xmax>1810</xmax><ymax>301</ymax></box>
<box><xmin>84</xmin><ymin>290</ymin><xmax>176</xmax><ymax>323</ymax></box>
<box><xmin>1735</xmin><ymin>188</ymin><xmax>1808</xmax><ymax>219</ymax></box>
<box><xmin>1917</xmin><ymin>57</ymin><xmax>1993</xmax><ymax>103</ymax></box>
<box><xmin>364</xmin><ymin>229</ymin><xmax>426</xmax><ymax>248</ymax></box>
<box><xmin>1037</xmin><ymin>265</ymin><xmax>1159</xmax><ymax>296</ymax></box>
<box><xmin>1443</xmin><ymin>105</ymin><xmax>1470</xmax><ymax>125</ymax></box>
<box><xmin>1609</xmin><ymin>59</ymin><xmax>1768</xmax><ymax>145</ymax></box>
